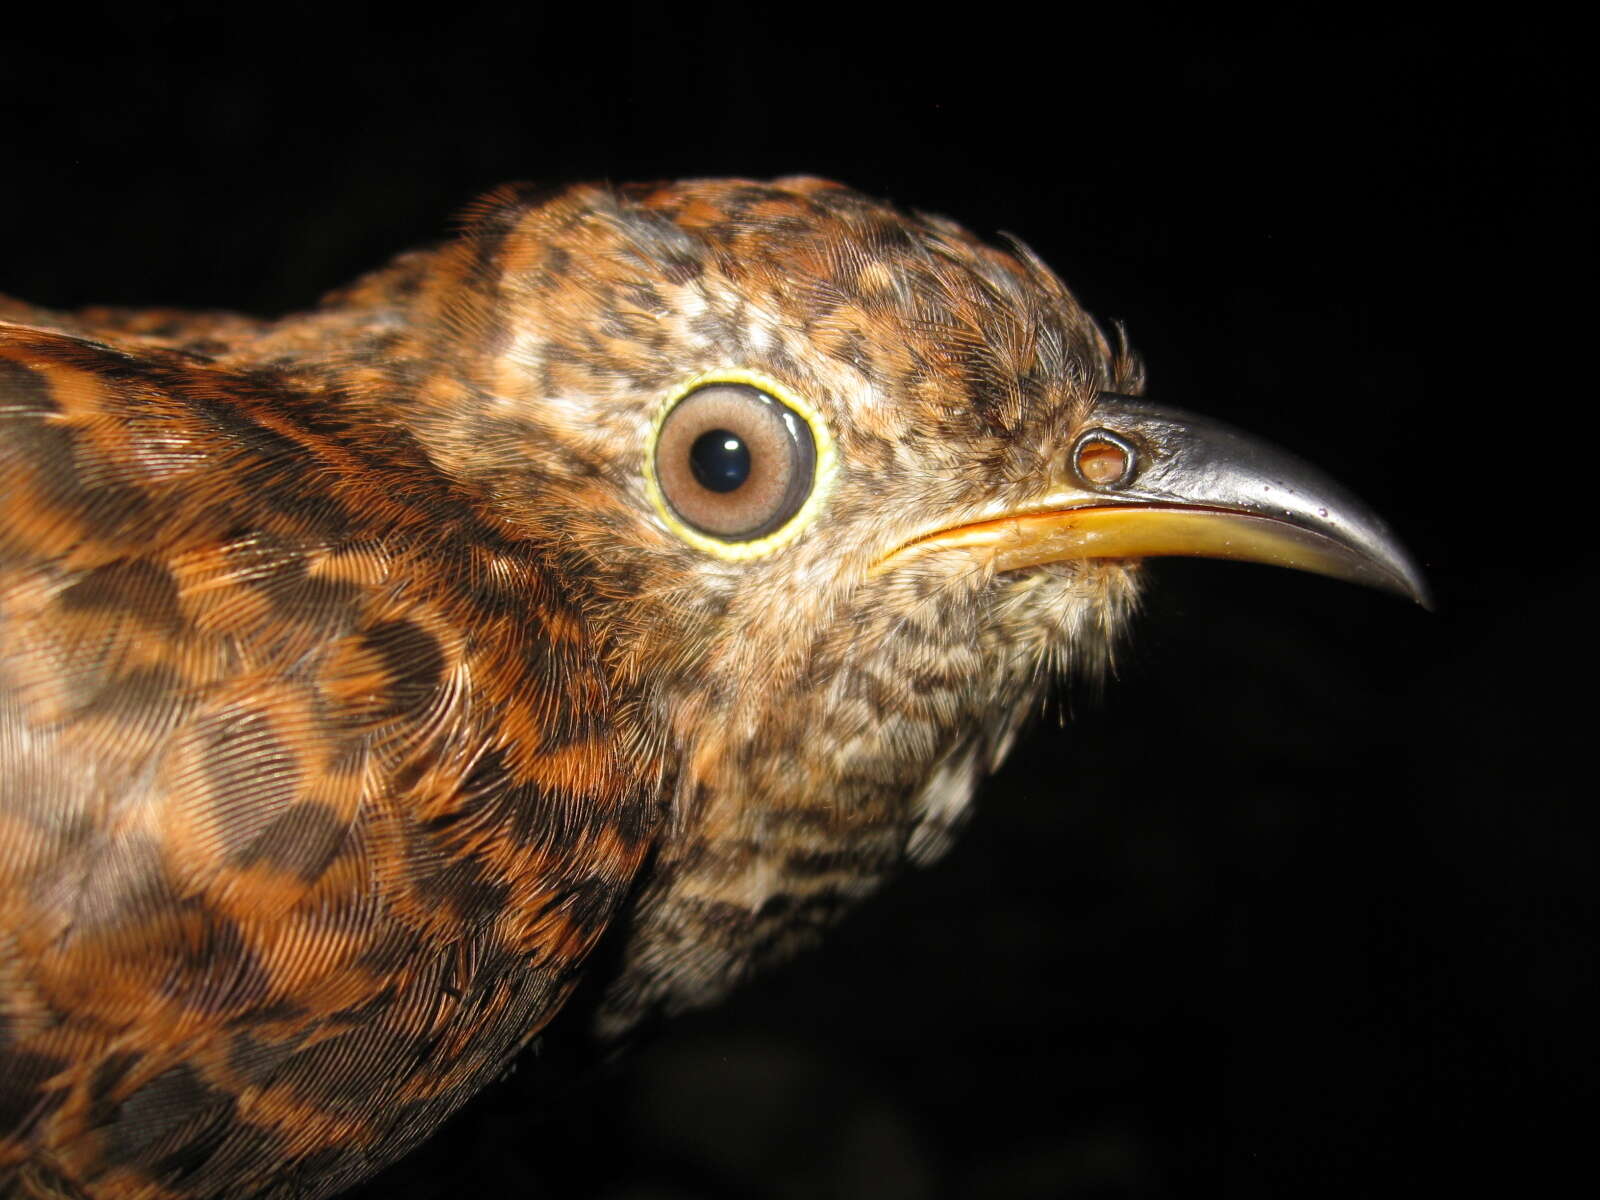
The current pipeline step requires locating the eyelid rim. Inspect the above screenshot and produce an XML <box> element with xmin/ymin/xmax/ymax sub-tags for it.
<box><xmin>644</xmin><ymin>368</ymin><xmax>839</xmax><ymax>561</ymax></box>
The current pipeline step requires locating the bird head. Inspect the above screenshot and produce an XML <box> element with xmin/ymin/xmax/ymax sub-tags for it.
<box><xmin>309</xmin><ymin>177</ymin><xmax>1425</xmax><ymax>1031</ymax></box>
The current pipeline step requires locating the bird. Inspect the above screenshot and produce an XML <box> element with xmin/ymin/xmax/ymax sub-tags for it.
<box><xmin>0</xmin><ymin>177</ymin><xmax>1426</xmax><ymax>1199</ymax></box>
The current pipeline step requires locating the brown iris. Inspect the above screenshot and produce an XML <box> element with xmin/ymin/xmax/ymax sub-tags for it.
<box><xmin>654</xmin><ymin>383</ymin><xmax>817</xmax><ymax>541</ymax></box>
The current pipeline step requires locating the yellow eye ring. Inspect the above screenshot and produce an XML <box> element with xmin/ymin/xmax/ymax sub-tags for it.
<box><xmin>644</xmin><ymin>368</ymin><xmax>838</xmax><ymax>561</ymax></box>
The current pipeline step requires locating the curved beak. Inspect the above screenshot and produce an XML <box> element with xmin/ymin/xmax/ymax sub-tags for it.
<box><xmin>875</xmin><ymin>395</ymin><xmax>1430</xmax><ymax>607</ymax></box>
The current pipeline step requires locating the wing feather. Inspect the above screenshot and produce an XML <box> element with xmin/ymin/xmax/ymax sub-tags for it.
<box><xmin>0</xmin><ymin>325</ymin><xmax>651</xmax><ymax>1197</ymax></box>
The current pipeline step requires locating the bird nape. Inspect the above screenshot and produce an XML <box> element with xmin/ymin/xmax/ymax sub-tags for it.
<box><xmin>0</xmin><ymin>178</ymin><xmax>1424</xmax><ymax>1199</ymax></box>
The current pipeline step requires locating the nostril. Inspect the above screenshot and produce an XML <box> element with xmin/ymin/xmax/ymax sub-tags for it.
<box><xmin>1072</xmin><ymin>430</ymin><xmax>1136</xmax><ymax>488</ymax></box>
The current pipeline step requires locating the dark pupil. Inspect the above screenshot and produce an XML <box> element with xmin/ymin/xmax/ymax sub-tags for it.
<box><xmin>688</xmin><ymin>428</ymin><xmax>751</xmax><ymax>493</ymax></box>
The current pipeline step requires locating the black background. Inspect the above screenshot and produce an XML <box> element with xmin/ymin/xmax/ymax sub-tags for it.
<box><xmin>3</xmin><ymin>8</ymin><xmax>1588</xmax><ymax>1197</ymax></box>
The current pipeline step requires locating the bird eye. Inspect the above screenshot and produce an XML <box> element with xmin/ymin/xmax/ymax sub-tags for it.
<box><xmin>647</xmin><ymin>375</ymin><xmax>834</xmax><ymax>557</ymax></box>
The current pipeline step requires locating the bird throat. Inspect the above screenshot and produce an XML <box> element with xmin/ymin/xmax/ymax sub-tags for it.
<box><xmin>584</xmin><ymin>563</ymin><xmax>1130</xmax><ymax>1043</ymax></box>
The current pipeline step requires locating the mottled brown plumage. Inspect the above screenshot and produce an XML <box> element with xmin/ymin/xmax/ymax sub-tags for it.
<box><xmin>0</xmin><ymin>178</ymin><xmax>1420</xmax><ymax>1199</ymax></box>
